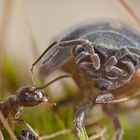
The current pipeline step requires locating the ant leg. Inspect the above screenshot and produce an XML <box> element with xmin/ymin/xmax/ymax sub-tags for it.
<box><xmin>103</xmin><ymin>106</ymin><xmax>123</xmax><ymax>140</ymax></box>
<box><xmin>0</xmin><ymin>111</ymin><xmax>17</xmax><ymax>140</ymax></box>
<box><xmin>75</xmin><ymin>98</ymin><xmax>94</xmax><ymax>138</ymax></box>
<box><xmin>31</xmin><ymin>41</ymin><xmax>57</xmax><ymax>85</ymax></box>
<box><xmin>14</xmin><ymin>119</ymin><xmax>40</xmax><ymax>139</ymax></box>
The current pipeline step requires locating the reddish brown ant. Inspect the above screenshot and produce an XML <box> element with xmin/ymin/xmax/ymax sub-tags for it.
<box><xmin>0</xmin><ymin>75</ymin><xmax>70</xmax><ymax>139</ymax></box>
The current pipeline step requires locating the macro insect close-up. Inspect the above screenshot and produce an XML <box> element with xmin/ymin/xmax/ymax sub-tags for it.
<box><xmin>0</xmin><ymin>75</ymin><xmax>70</xmax><ymax>139</ymax></box>
<box><xmin>0</xmin><ymin>0</ymin><xmax>140</xmax><ymax>140</ymax></box>
<box><xmin>32</xmin><ymin>20</ymin><xmax>140</xmax><ymax>140</ymax></box>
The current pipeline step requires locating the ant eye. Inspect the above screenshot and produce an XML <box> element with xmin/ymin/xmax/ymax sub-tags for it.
<box><xmin>35</xmin><ymin>90</ymin><xmax>43</xmax><ymax>99</ymax></box>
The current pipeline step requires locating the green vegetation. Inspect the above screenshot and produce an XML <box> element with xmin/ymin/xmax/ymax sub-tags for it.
<box><xmin>0</xmin><ymin>57</ymin><xmax>140</xmax><ymax>140</ymax></box>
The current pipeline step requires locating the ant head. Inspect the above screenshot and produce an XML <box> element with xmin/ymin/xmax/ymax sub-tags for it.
<box><xmin>17</xmin><ymin>87</ymin><xmax>49</xmax><ymax>107</ymax></box>
<box><xmin>16</xmin><ymin>75</ymin><xmax>70</xmax><ymax>107</ymax></box>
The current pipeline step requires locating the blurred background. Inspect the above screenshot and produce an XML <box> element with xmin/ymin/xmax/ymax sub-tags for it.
<box><xmin>0</xmin><ymin>0</ymin><xmax>140</xmax><ymax>139</ymax></box>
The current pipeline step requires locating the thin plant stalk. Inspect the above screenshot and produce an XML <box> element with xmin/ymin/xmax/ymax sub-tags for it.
<box><xmin>0</xmin><ymin>130</ymin><xmax>4</xmax><ymax>140</ymax></box>
<box><xmin>14</xmin><ymin>0</ymin><xmax>39</xmax><ymax>58</ymax></box>
<box><xmin>0</xmin><ymin>0</ymin><xmax>12</xmax><ymax>47</ymax></box>
<box><xmin>0</xmin><ymin>0</ymin><xmax>12</xmax><ymax>62</ymax></box>
<box><xmin>89</xmin><ymin>127</ymin><xmax>106</xmax><ymax>140</ymax></box>
<box><xmin>41</xmin><ymin>129</ymin><xmax>72</xmax><ymax>140</ymax></box>
<box><xmin>115</xmin><ymin>0</ymin><xmax>140</xmax><ymax>30</ymax></box>
<box><xmin>0</xmin><ymin>111</ymin><xmax>17</xmax><ymax>140</ymax></box>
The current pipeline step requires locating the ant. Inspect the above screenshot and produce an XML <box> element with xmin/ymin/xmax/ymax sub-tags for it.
<box><xmin>0</xmin><ymin>75</ymin><xmax>70</xmax><ymax>139</ymax></box>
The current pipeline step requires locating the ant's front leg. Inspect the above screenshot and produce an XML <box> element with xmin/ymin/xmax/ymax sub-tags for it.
<box><xmin>75</xmin><ymin>98</ymin><xmax>94</xmax><ymax>139</ymax></box>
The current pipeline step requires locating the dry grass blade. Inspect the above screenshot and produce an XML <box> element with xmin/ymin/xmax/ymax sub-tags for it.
<box><xmin>0</xmin><ymin>130</ymin><xmax>4</xmax><ymax>140</ymax></box>
<box><xmin>115</xmin><ymin>0</ymin><xmax>140</xmax><ymax>30</ymax></box>
<box><xmin>25</xmin><ymin>122</ymin><xmax>40</xmax><ymax>140</ymax></box>
<box><xmin>14</xmin><ymin>0</ymin><xmax>39</xmax><ymax>58</ymax></box>
<box><xmin>41</xmin><ymin>129</ymin><xmax>72</xmax><ymax>140</ymax></box>
<box><xmin>0</xmin><ymin>0</ymin><xmax>12</xmax><ymax>64</ymax></box>
<box><xmin>0</xmin><ymin>111</ymin><xmax>17</xmax><ymax>140</ymax></box>
<box><xmin>89</xmin><ymin>127</ymin><xmax>106</xmax><ymax>140</ymax></box>
<box><xmin>0</xmin><ymin>0</ymin><xmax>12</xmax><ymax>46</ymax></box>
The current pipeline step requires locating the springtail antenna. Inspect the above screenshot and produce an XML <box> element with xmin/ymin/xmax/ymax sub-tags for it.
<box><xmin>30</xmin><ymin>41</ymin><xmax>58</xmax><ymax>86</ymax></box>
<box><xmin>36</xmin><ymin>74</ymin><xmax>71</xmax><ymax>90</ymax></box>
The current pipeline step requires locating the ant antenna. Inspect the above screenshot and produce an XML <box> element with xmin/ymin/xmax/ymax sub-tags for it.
<box><xmin>30</xmin><ymin>41</ymin><xmax>58</xmax><ymax>86</ymax></box>
<box><xmin>36</xmin><ymin>74</ymin><xmax>71</xmax><ymax>90</ymax></box>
